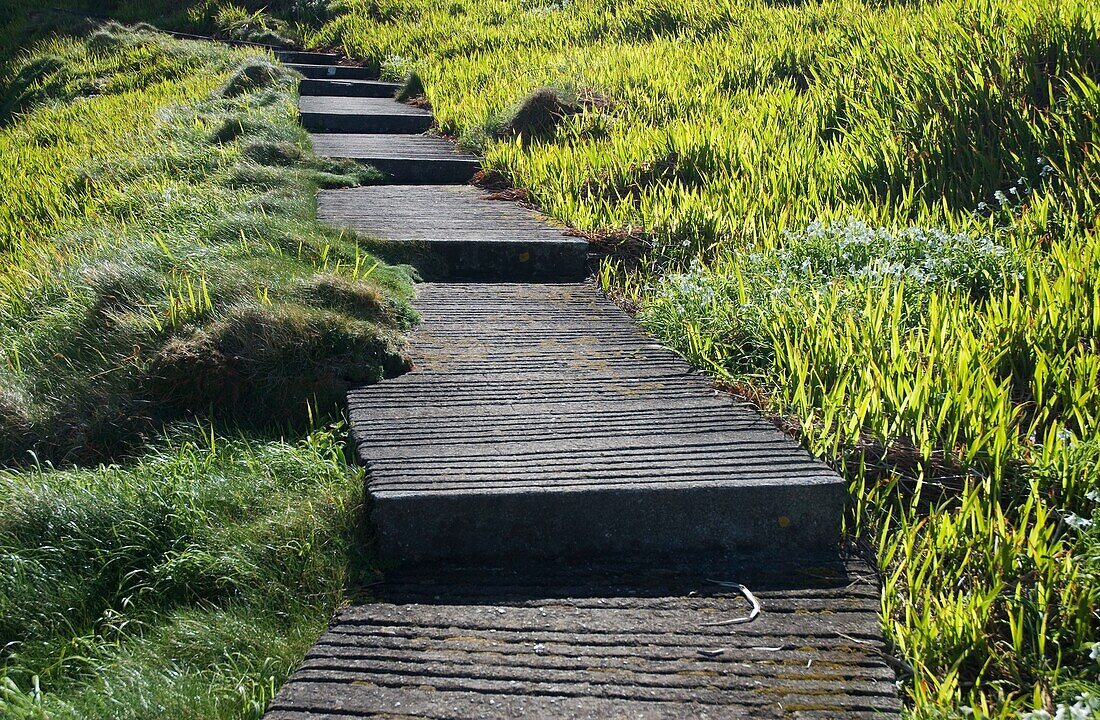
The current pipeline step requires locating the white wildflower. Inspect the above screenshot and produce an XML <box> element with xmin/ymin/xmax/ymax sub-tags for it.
<box><xmin>1064</xmin><ymin>513</ymin><xmax>1093</xmax><ymax>530</ymax></box>
<box><xmin>1020</xmin><ymin>710</ymin><xmax>1052</xmax><ymax>720</ymax></box>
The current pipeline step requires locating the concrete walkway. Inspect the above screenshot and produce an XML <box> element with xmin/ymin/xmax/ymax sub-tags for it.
<box><xmin>267</xmin><ymin>560</ymin><xmax>899</xmax><ymax>719</ymax></box>
<box><xmin>266</xmin><ymin>52</ymin><xmax>901</xmax><ymax>718</ymax></box>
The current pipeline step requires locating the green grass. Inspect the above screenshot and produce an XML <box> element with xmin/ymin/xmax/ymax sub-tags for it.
<box><xmin>0</xmin><ymin>0</ymin><xmax>337</xmax><ymax>67</ymax></box>
<box><xmin>3</xmin><ymin>1</ymin><xmax>1099</xmax><ymax>717</ymax></box>
<box><xmin>0</xmin><ymin>424</ymin><xmax>366</xmax><ymax>719</ymax></box>
<box><xmin>0</xmin><ymin>18</ymin><xmax>412</xmax><ymax>718</ymax></box>
<box><xmin>0</xmin><ymin>23</ymin><xmax>417</xmax><ymax>466</ymax></box>
<box><xmin>309</xmin><ymin>0</ymin><xmax>1100</xmax><ymax>716</ymax></box>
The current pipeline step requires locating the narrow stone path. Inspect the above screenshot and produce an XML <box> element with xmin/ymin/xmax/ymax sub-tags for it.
<box><xmin>267</xmin><ymin>53</ymin><xmax>902</xmax><ymax>718</ymax></box>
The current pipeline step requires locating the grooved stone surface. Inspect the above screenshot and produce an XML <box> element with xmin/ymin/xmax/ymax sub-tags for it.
<box><xmin>266</xmin><ymin>560</ymin><xmax>901</xmax><ymax>719</ymax></box>
<box><xmin>318</xmin><ymin>186</ymin><xmax>587</xmax><ymax>279</ymax></box>
<box><xmin>300</xmin><ymin>96</ymin><xmax>430</xmax><ymax>116</ymax></box>
<box><xmin>278</xmin><ymin>70</ymin><xmax>893</xmax><ymax>720</ymax></box>
<box><xmin>311</xmin><ymin>134</ymin><xmax>481</xmax><ymax>184</ymax></box>
<box><xmin>312</xmin><ymin>133</ymin><xmax>474</xmax><ymax>160</ymax></box>
<box><xmin>275</xmin><ymin>50</ymin><xmax>338</xmax><ymax>65</ymax></box>
<box><xmin>286</xmin><ymin>62</ymin><xmax>377</xmax><ymax>80</ymax></box>
<box><xmin>348</xmin><ymin>283</ymin><xmax>846</xmax><ymax>562</ymax></box>
<box><xmin>299</xmin><ymin>78</ymin><xmax>401</xmax><ymax>97</ymax></box>
<box><xmin>299</xmin><ymin>96</ymin><xmax>433</xmax><ymax>133</ymax></box>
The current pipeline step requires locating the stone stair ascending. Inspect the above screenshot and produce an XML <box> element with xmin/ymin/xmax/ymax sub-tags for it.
<box><xmin>288</xmin><ymin>63</ymin><xmax>379</xmax><ymax>80</ymax></box>
<box><xmin>299</xmin><ymin>95</ymin><xmax>435</xmax><ymax>133</ymax></box>
<box><xmin>275</xmin><ymin>49</ymin><xmax>341</xmax><ymax>65</ymax></box>
<box><xmin>317</xmin><ymin>186</ymin><xmax>587</xmax><ymax>279</ymax></box>
<box><xmin>299</xmin><ymin>77</ymin><xmax>402</xmax><ymax>97</ymax></box>
<box><xmin>293</xmin><ymin>67</ymin><xmax>480</xmax><ymax>187</ymax></box>
<box><xmin>350</xmin><ymin>283</ymin><xmax>844</xmax><ymax>563</ymax></box>
<box><xmin>265</xmin><ymin>51</ymin><xmax>901</xmax><ymax>719</ymax></box>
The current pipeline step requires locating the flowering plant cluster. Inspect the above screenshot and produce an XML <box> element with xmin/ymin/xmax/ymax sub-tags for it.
<box><xmin>641</xmin><ymin>218</ymin><xmax>1029</xmax><ymax>374</ymax></box>
<box><xmin>1019</xmin><ymin>692</ymin><xmax>1100</xmax><ymax>720</ymax></box>
<box><xmin>769</xmin><ymin>218</ymin><xmax>1025</xmax><ymax>298</ymax></box>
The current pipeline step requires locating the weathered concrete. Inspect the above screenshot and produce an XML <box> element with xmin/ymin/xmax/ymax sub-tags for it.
<box><xmin>311</xmin><ymin>134</ymin><xmax>481</xmax><ymax>184</ymax></box>
<box><xmin>298</xmin><ymin>96</ymin><xmax>433</xmax><ymax>133</ymax></box>
<box><xmin>348</xmin><ymin>283</ymin><xmax>846</xmax><ymax>564</ymax></box>
<box><xmin>275</xmin><ymin>49</ymin><xmax>339</xmax><ymax>65</ymax></box>
<box><xmin>298</xmin><ymin>77</ymin><xmax>401</xmax><ymax>97</ymax></box>
<box><xmin>266</xmin><ymin>559</ymin><xmax>901</xmax><ymax>719</ymax></box>
<box><xmin>286</xmin><ymin>62</ymin><xmax>378</xmax><ymax>80</ymax></box>
<box><xmin>298</xmin><ymin>80</ymin><xmax>478</xmax><ymax>184</ymax></box>
<box><xmin>318</xmin><ymin>186</ymin><xmax>587</xmax><ymax>279</ymax></box>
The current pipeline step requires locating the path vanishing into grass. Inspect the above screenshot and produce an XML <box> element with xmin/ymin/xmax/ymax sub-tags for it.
<box><xmin>265</xmin><ymin>51</ymin><xmax>901</xmax><ymax>719</ymax></box>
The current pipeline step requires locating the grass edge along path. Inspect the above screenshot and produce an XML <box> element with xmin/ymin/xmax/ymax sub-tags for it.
<box><xmin>1</xmin><ymin>22</ymin><xmax>411</xmax><ymax>719</ymax></box>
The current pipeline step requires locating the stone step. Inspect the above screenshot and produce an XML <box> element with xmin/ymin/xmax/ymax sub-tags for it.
<box><xmin>347</xmin><ymin>283</ymin><xmax>846</xmax><ymax>564</ymax></box>
<box><xmin>275</xmin><ymin>49</ymin><xmax>339</xmax><ymax>65</ymax></box>
<box><xmin>298</xmin><ymin>96</ymin><xmax>432</xmax><ymax>133</ymax></box>
<box><xmin>286</xmin><ymin>62</ymin><xmax>377</xmax><ymax>80</ymax></box>
<box><xmin>311</xmin><ymin>133</ymin><xmax>480</xmax><ymax>184</ymax></box>
<box><xmin>298</xmin><ymin>77</ymin><xmax>401</xmax><ymax>97</ymax></box>
<box><xmin>266</xmin><ymin>560</ymin><xmax>900</xmax><ymax>719</ymax></box>
<box><xmin>318</xmin><ymin>186</ymin><xmax>587</xmax><ymax>280</ymax></box>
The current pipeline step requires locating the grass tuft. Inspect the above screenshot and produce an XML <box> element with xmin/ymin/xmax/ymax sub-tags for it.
<box><xmin>394</xmin><ymin>68</ymin><xmax>424</xmax><ymax>102</ymax></box>
<box><xmin>218</xmin><ymin>57</ymin><xmax>296</xmax><ymax>98</ymax></box>
<box><xmin>497</xmin><ymin>86</ymin><xmax>581</xmax><ymax>143</ymax></box>
<box><xmin>147</xmin><ymin>302</ymin><xmax>407</xmax><ymax>421</ymax></box>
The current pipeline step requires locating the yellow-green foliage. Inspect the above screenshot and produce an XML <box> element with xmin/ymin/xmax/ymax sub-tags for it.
<box><xmin>0</xmin><ymin>36</ymin><xmax>229</xmax><ymax>256</ymax></box>
<box><xmin>0</xmin><ymin>26</ymin><xmax>415</xmax><ymax>465</ymax></box>
<box><xmin>0</xmin><ymin>20</ymin><xmax>404</xmax><ymax>719</ymax></box>
<box><xmin>315</xmin><ymin>0</ymin><xmax>1100</xmax><ymax>716</ymax></box>
<box><xmin>313</xmin><ymin>0</ymin><xmax>1099</xmax><ymax>247</ymax></box>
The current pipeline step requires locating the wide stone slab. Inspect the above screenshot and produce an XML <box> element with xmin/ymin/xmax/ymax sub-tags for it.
<box><xmin>311</xmin><ymin>134</ymin><xmax>480</xmax><ymax>184</ymax></box>
<box><xmin>275</xmin><ymin>49</ymin><xmax>339</xmax><ymax>65</ymax></box>
<box><xmin>265</xmin><ymin>559</ymin><xmax>900</xmax><ymax>719</ymax></box>
<box><xmin>298</xmin><ymin>78</ymin><xmax>401</xmax><ymax>97</ymax></box>
<box><xmin>347</xmin><ymin>283</ymin><xmax>847</xmax><ymax>564</ymax></box>
<box><xmin>298</xmin><ymin>96</ymin><xmax>432</xmax><ymax>133</ymax></box>
<box><xmin>287</xmin><ymin>62</ymin><xmax>378</xmax><ymax>80</ymax></box>
<box><xmin>318</xmin><ymin>186</ymin><xmax>587</xmax><ymax>280</ymax></box>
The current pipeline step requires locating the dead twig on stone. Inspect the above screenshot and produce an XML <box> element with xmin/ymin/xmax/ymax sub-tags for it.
<box><xmin>701</xmin><ymin>580</ymin><xmax>761</xmax><ymax>626</ymax></box>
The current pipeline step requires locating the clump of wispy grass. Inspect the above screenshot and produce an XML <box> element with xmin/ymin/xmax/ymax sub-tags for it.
<box><xmin>219</xmin><ymin>57</ymin><xmax>296</xmax><ymax>98</ymax></box>
<box><xmin>459</xmin><ymin>85</ymin><xmax>592</xmax><ymax>154</ymax></box>
<box><xmin>497</xmin><ymin>86</ymin><xmax>581</xmax><ymax>143</ymax></box>
<box><xmin>395</xmin><ymin>69</ymin><xmax>425</xmax><ymax>103</ymax></box>
<box><xmin>213</xmin><ymin>4</ymin><xmax>298</xmax><ymax>47</ymax></box>
<box><xmin>0</xmin><ymin>25</ymin><xmax>415</xmax><ymax>467</ymax></box>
